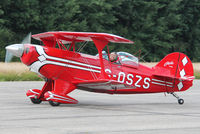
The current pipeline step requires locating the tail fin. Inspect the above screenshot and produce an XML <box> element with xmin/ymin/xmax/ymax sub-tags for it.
<box><xmin>154</xmin><ymin>52</ymin><xmax>194</xmax><ymax>79</ymax></box>
<box><xmin>153</xmin><ymin>52</ymin><xmax>194</xmax><ymax>92</ymax></box>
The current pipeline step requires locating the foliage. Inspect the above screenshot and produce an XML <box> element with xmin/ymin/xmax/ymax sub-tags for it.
<box><xmin>0</xmin><ymin>0</ymin><xmax>200</xmax><ymax>61</ymax></box>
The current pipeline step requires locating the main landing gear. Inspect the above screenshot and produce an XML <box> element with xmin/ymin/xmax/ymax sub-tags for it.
<box><xmin>30</xmin><ymin>97</ymin><xmax>42</xmax><ymax>104</ymax></box>
<box><xmin>170</xmin><ymin>92</ymin><xmax>184</xmax><ymax>105</ymax></box>
<box><xmin>30</xmin><ymin>98</ymin><xmax>60</xmax><ymax>106</ymax></box>
<box><xmin>29</xmin><ymin>95</ymin><xmax>60</xmax><ymax>106</ymax></box>
<box><xmin>49</xmin><ymin>100</ymin><xmax>60</xmax><ymax>106</ymax></box>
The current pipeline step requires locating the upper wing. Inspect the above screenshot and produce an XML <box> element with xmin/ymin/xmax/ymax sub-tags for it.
<box><xmin>32</xmin><ymin>31</ymin><xmax>134</xmax><ymax>47</ymax></box>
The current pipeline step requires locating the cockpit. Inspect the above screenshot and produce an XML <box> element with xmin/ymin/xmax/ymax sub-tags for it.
<box><xmin>96</xmin><ymin>51</ymin><xmax>139</xmax><ymax>67</ymax></box>
<box><xmin>117</xmin><ymin>52</ymin><xmax>138</xmax><ymax>67</ymax></box>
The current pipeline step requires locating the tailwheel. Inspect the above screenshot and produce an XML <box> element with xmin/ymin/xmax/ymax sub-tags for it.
<box><xmin>30</xmin><ymin>98</ymin><xmax>42</xmax><ymax>104</ymax></box>
<box><xmin>49</xmin><ymin>100</ymin><xmax>60</xmax><ymax>106</ymax></box>
<box><xmin>178</xmin><ymin>99</ymin><xmax>184</xmax><ymax>105</ymax></box>
<box><xmin>170</xmin><ymin>92</ymin><xmax>184</xmax><ymax>105</ymax></box>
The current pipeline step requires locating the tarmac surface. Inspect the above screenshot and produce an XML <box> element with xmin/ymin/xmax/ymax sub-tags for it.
<box><xmin>0</xmin><ymin>80</ymin><xmax>200</xmax><ymax>134</ymax></box>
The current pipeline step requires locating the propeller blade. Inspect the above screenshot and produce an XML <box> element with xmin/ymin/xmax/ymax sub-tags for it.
<box><xmin>21</xmin><ymin>32</ymin><xmax>31</xmax><ymax>44</ymax></box>
<box><xmin>4</xmin><ymin>32</ymin><xmax>31</xmax><ymax>62</ymax></box>
<box><xmin>5</xmin><ymin>50</ymin><xmax>13</xmax><ymax>63</ymax></box>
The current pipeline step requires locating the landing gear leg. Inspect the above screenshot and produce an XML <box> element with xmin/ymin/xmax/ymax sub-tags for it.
<box><xmin>26</xmin><ymin>79</ymin><xmax>53</xmax><ymax>105</ymax></box>
<box><xmin>170</xmin><ymin>92</ymin><xmax>184</xmax><ymax>105</ymax></box>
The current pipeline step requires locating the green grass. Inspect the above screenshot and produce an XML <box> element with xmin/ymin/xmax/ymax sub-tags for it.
<box><xmin>0</xmin><ymin>72</ymin><xmax>42</xmax><ymax>81</ymax></box>
<box><xmin>194</xmin><ymin>71</ymin><xmax>200</xmax><ymax>79</ymax></box>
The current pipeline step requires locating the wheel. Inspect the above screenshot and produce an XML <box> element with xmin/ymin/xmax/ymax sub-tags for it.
<box><xmin>30</xmin><ymin>98</ymin><xmax>42</xmax><ymax>104</ymax></box>
<box><xmin>49</xmin><ymin>100</ymin><xmax>60</xmax><ymax>106</ymax></box>
<box><xmin>178</xmin><ymin>99</ymin><xmax>184</xmax><ymax>105</ymax></box>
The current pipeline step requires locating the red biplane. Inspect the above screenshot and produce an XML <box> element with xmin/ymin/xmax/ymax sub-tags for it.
<box><xmin>5</xmin><ymin>32</ymin><xmax>194</xmax><ymax>106</ymax></box>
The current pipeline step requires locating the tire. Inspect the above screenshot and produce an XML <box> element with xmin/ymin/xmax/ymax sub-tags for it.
<box><xmin>178</xmin><ymin>99</ymin><xmax>184</xmax><ymax>105</ymax></box>
<box><xmin>30</xmin><ymin>98</ymin><xmax>42</xmax><ymax>104</ymax></box>
<box><xmin>49</xmin><ymin>100</ymin><xmax>60</xmax><ymax>106</ymax></box>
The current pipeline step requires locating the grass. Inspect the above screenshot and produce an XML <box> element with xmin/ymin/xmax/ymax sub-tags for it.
<box><xmin>0</xmin><ymin>62</ymin><xmax>199</xmax><ymax>81</ymax></box>
<box><xmin>194</xmin><ymin>70</ymin><xmax>200</xmax><ymax>79</ymax></box>
<box><xmin>0</xmin><ymin>72</ymin><xmax>42</xmax><ymax>81</ymax></box>
<box><xmin>0</xmin><ymin>62</ymin><xmax>42</xmax><ymax>81</ymax></box>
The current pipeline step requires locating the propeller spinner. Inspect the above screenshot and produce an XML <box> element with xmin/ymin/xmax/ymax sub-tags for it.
<box><xmin>5</xmin><ymin>33</ymin><xmax>31</xmax><ymax>62</ymax></box>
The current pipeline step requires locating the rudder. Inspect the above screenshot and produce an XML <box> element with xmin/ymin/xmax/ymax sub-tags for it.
<box><xmin>155</xmin><ymin>52</ymin><xmax>194</xmax><ymax>79</ymax></box>
<box><xmin>154</xmin><ymin>52</ymin><xmax>194</xmax><ymax>92</ymax></box>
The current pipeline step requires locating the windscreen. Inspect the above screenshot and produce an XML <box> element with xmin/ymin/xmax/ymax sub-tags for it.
<box><xmin>117</xmin><ymin>52</ymin><xmax>139</xmax><ymax>66</ymax></box>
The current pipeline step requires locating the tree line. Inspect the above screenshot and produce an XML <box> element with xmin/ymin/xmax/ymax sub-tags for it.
<box><xmin>0</xmin><ymin>0</ymin><xmax>200</xmax><ymax>62</ymax></box>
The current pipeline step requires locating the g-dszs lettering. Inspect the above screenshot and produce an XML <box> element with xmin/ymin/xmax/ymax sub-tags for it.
<box><xmin>105</xmin><ymin>70</ymin><xmax>151</xmax><ymax>89</ymax></box>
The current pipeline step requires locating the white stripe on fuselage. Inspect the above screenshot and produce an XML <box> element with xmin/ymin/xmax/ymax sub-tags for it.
<box><xmin>151</xmin><ymin>81</ymin><xmax>173</xmax><ymax>87</ymax></box>
<box><xmin>152</xmin><ymin>78</ymin><xmax>173</xmax><ymax>85</ymax></box>
<box><xmin>36</xmin><ymin>46</ymin><xmax>101</xmax><ymax>70</ymax></box>
<box><xmin>151</xmin><ymin>78</ymin><xmax>173</xmax><ymax>87</ymax></box>
<box><xmin>29</xmin><ymin>45</ymin><xmax>101</xmax><ymax>74</ymax></box>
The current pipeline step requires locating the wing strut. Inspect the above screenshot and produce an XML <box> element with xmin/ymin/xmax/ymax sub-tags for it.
<box><xmin>92</xmin><ymin>37</ymin><xmax>109</xmax><ymax>79</ymax></box>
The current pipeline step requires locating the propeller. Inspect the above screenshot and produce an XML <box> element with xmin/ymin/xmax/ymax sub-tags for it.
<box><xmin>5</xmin><ymin>33</ymin><xmax>31</xmax><ymax>62</ymax></box>
<box><xmin>21</xmin><ymin>32</ymin><xmax>31</xmax><ymax>44</ymax></box>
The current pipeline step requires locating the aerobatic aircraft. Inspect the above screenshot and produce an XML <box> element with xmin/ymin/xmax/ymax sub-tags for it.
<box><xmin>5</xmin><ymin>32</ymin><xmax>194</xmax><ymax>106</ymax></box>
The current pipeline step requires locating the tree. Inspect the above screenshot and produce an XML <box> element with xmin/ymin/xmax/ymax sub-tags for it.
<box><xmin>0</xmin><ymin>0</ymin><xmax>200</xmax><ymax>62</ymax></box>
<box><xmin>179</xmin><ymin>0</ymin><xmax>200</xmax><ymax>61</ymax></box>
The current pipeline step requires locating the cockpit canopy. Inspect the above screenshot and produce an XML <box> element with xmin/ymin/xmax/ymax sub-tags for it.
<box><xmin>117</xmin><ymin>52</ymin><xmax>139</xmax><ymax>67</ymax></box>
<box><xmin>97</xmin><ymin>51</ymin><xmax>139</xmax><ymax>67</ymax></box>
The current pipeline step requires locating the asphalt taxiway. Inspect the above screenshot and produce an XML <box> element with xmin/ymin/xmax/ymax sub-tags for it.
<box><xmin>0</xmin><ymin>80</ymin><xmax>200</xmax><ymax>134</ymax></box>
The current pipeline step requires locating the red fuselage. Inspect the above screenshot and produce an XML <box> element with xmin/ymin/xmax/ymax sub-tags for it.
<box><xmin>21</xmin><ymin>44</ymin><xmax>192</xmax><ymax>94</ymax></box>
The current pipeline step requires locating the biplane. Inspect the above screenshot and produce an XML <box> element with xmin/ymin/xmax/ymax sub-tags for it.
<box><xmin>5</xmin><ymin>32</ymin><xmax>194</xmax><ymax>106</ymax></box>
